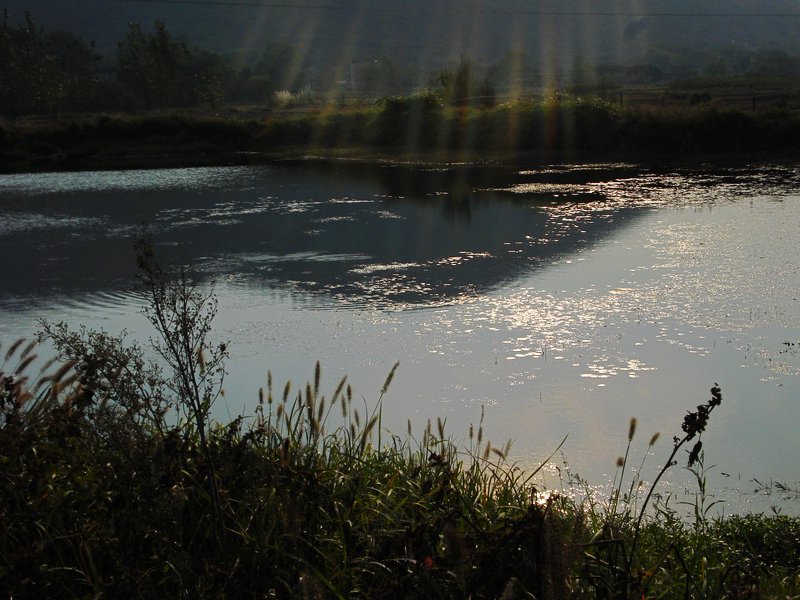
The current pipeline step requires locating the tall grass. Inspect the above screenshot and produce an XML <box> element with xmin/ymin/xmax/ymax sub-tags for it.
<box><xmin>0</xmin><ymin>337</ymin><xmax>577</xmax><ymax>598</ymax></box>
<box><xmin>2</xmin><ymin>243</ymin><xmax>799</xmax><ymax>598</ymax></box>
<box><xmin>3</xmin><ymin>336</ymin><xmax>798</xmax><ymax>598</ymax></box>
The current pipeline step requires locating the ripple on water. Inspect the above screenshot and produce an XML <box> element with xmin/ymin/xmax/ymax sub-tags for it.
<box><xmin>0</xmin><ymin>166</ymin><xmax>259</xmax><ymax>195</ymax></box>
<box><xmin>0</xmin><ymin>213</ymin><xmax>105</xmax><ymax>236</ymax></box>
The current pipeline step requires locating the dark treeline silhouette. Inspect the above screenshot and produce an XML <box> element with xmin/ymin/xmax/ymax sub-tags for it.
<box><xmin>0</xmin><ymin>13</ymin><xmax>313</xmax><ymax>116</ymax></box>
<box><xmin>4</xmin><ymin>9</ymin><xmax>800</xmax><ymax>118</ymax></box>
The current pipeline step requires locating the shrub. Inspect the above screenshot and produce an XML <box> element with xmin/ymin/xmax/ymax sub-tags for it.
<box><xmin>367</xmin><ymin>91</ymin><xmax>443</xmax><ymax>149</ymax></box>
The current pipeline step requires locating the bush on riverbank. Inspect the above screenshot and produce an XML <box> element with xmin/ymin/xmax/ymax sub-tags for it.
<box><xmin>3</xmin><ymin>94</ymin><xmax>800</xmax><ymax>172</ymax></box>
<box><xmin>2</xmin><ymin>242</ymin><xmax>799</xmax><ymax>599</ymax></box>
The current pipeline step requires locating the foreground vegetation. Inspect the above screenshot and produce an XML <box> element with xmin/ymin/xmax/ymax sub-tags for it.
<box><xmin>3</xmin><ymin>92</ymin><xmax>800</xmax><ymax>173</ymax></box>
<box><xmin>1</xmin><ymin>242</ymin><xmax>799</xmax><ymax>599</ymax></box>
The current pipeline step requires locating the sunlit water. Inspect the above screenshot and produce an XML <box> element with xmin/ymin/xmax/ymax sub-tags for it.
<box><xmin>1</xmin><ymin>162</ymin><xmax>798</xmax><ymax>515</ymax></box>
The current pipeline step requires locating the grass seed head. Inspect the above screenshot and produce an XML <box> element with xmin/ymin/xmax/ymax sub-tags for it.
<box><xmin>15</xmin><ymin>354</ymin><xmax>37</xmax><ymax>375</ymax></box>
<box><xmin>332</xmin><ymin>376</ymin><xmax>346</xmax><ymax>405</ymax></box>
<box><xmin>283</xmin><ymin>381</ymin><xmax>291</xmax><ymax>404</ymax></box>
<box><xmin>5</xmin><ymin>338</ymin><xmax>24</xmax><ymax>362</ymax></box>
<box><xmin>381</xmin><ymin>361</ymin><xmax>399</xmax><ymax>396</ymax></box>
<box><xmin>20</xmin><ymin>340</ymin><xmax>36</xmax><ymax>360</ymax></box>
<box><xmin>317</xmin><ymin>396</ymin><xmax>325</xmax><ymax>424</ymax></box>
<box><xmin>51</xmin><ymin>359</ymin><xmax>78</xmax><ymax>384</ymax></box>
<box><xmin>364</xmin><ymin>414</ymin><xmax>378</xmax><ymax>438</ymax></box>
<box><xmin>36</xmin><ymin>356</ymin><xmax>58</xmax><ymax>378</ymax></box>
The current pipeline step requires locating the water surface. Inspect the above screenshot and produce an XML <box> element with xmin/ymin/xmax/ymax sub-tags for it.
<box><xmin>1</xmin><ymin>161</ymin><xmax>798</xmax><ymax>514</ymax></box>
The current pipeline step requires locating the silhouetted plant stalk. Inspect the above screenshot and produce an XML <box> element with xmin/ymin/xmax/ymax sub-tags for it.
<box><xmin>610</xmin><ymin>417</ymin><xmax>637</xmax><ymax>519</ymax></box>
<box><xmin>628</xmin><ymin>384</ymin><xmax>723</xmax><ymax>585</ymax></box>
<box><xmin>134</xmin><ymin>236</ymin><xmax>229</xmax><ymax>546</ymax></box>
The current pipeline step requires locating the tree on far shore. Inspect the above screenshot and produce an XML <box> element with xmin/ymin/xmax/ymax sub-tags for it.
<box><xmin>117</xmin><ymin>21</ymin><xmax>191</xmax><ymax>109</ymax></box>
<box><xmin>0</xmin><ymin>11</ymin><xmax>63</xmax><ymax>116</ymax></box>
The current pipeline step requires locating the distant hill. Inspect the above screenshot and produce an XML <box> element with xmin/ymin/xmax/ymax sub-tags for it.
<box><xmin>4</xmin><ymin>0</ymin><xmax>800</xmax><ymax>82</ymax></box>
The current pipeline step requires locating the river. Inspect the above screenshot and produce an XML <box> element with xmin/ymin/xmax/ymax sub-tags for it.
<box><xmin>1</xmin><ymin>160</ymin><xmax>798</xmax><ymax>515</ymax></box>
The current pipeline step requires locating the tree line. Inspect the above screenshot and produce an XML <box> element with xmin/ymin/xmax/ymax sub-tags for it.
<box><xmin>4</xmin><ymin>9</ymin><xmax>800</xmax><ymax>118</ymax></box>
<box><xmin>0</xmin><ymin>11</ymin><xmax>505</xmax><ymax>118</ymax></box>
<box><xmin>0</xmin><ymin>12</ymin><xmax>318</xmax><ymax>117</ymax></box>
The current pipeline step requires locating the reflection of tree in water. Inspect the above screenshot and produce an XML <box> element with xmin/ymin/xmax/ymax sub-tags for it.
<box><xmin>0</xmin><ymin>162</ymin><xmax>646</xmax><ymax>308</ymax></box>
<box><xmin>370</xmin><ymin>162</ymin><xmax>513</xmax><ymax>219</ymax></box>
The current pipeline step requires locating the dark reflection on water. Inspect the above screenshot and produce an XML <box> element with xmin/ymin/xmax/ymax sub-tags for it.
<box><xmin>0</xmin><ymin>161</ymin><xmax>657</xmax><ymax>308</ymax></box>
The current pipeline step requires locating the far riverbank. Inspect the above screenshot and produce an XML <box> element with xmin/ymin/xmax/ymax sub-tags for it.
<box><xmin>3</xmin><ymin>95</ymin><xmax>800</xmax><ymax>174</ymax></box>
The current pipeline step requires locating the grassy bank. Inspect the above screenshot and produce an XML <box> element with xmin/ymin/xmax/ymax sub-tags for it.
<box><xmin>3</xmin><ymin>94</ymin><xmax>800</xmax><ymax>173</ymax></box>
<box><xmin>2</xmin><ymin>242</ymin><xmax>799</xmax><ymax>599</ymax></box>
